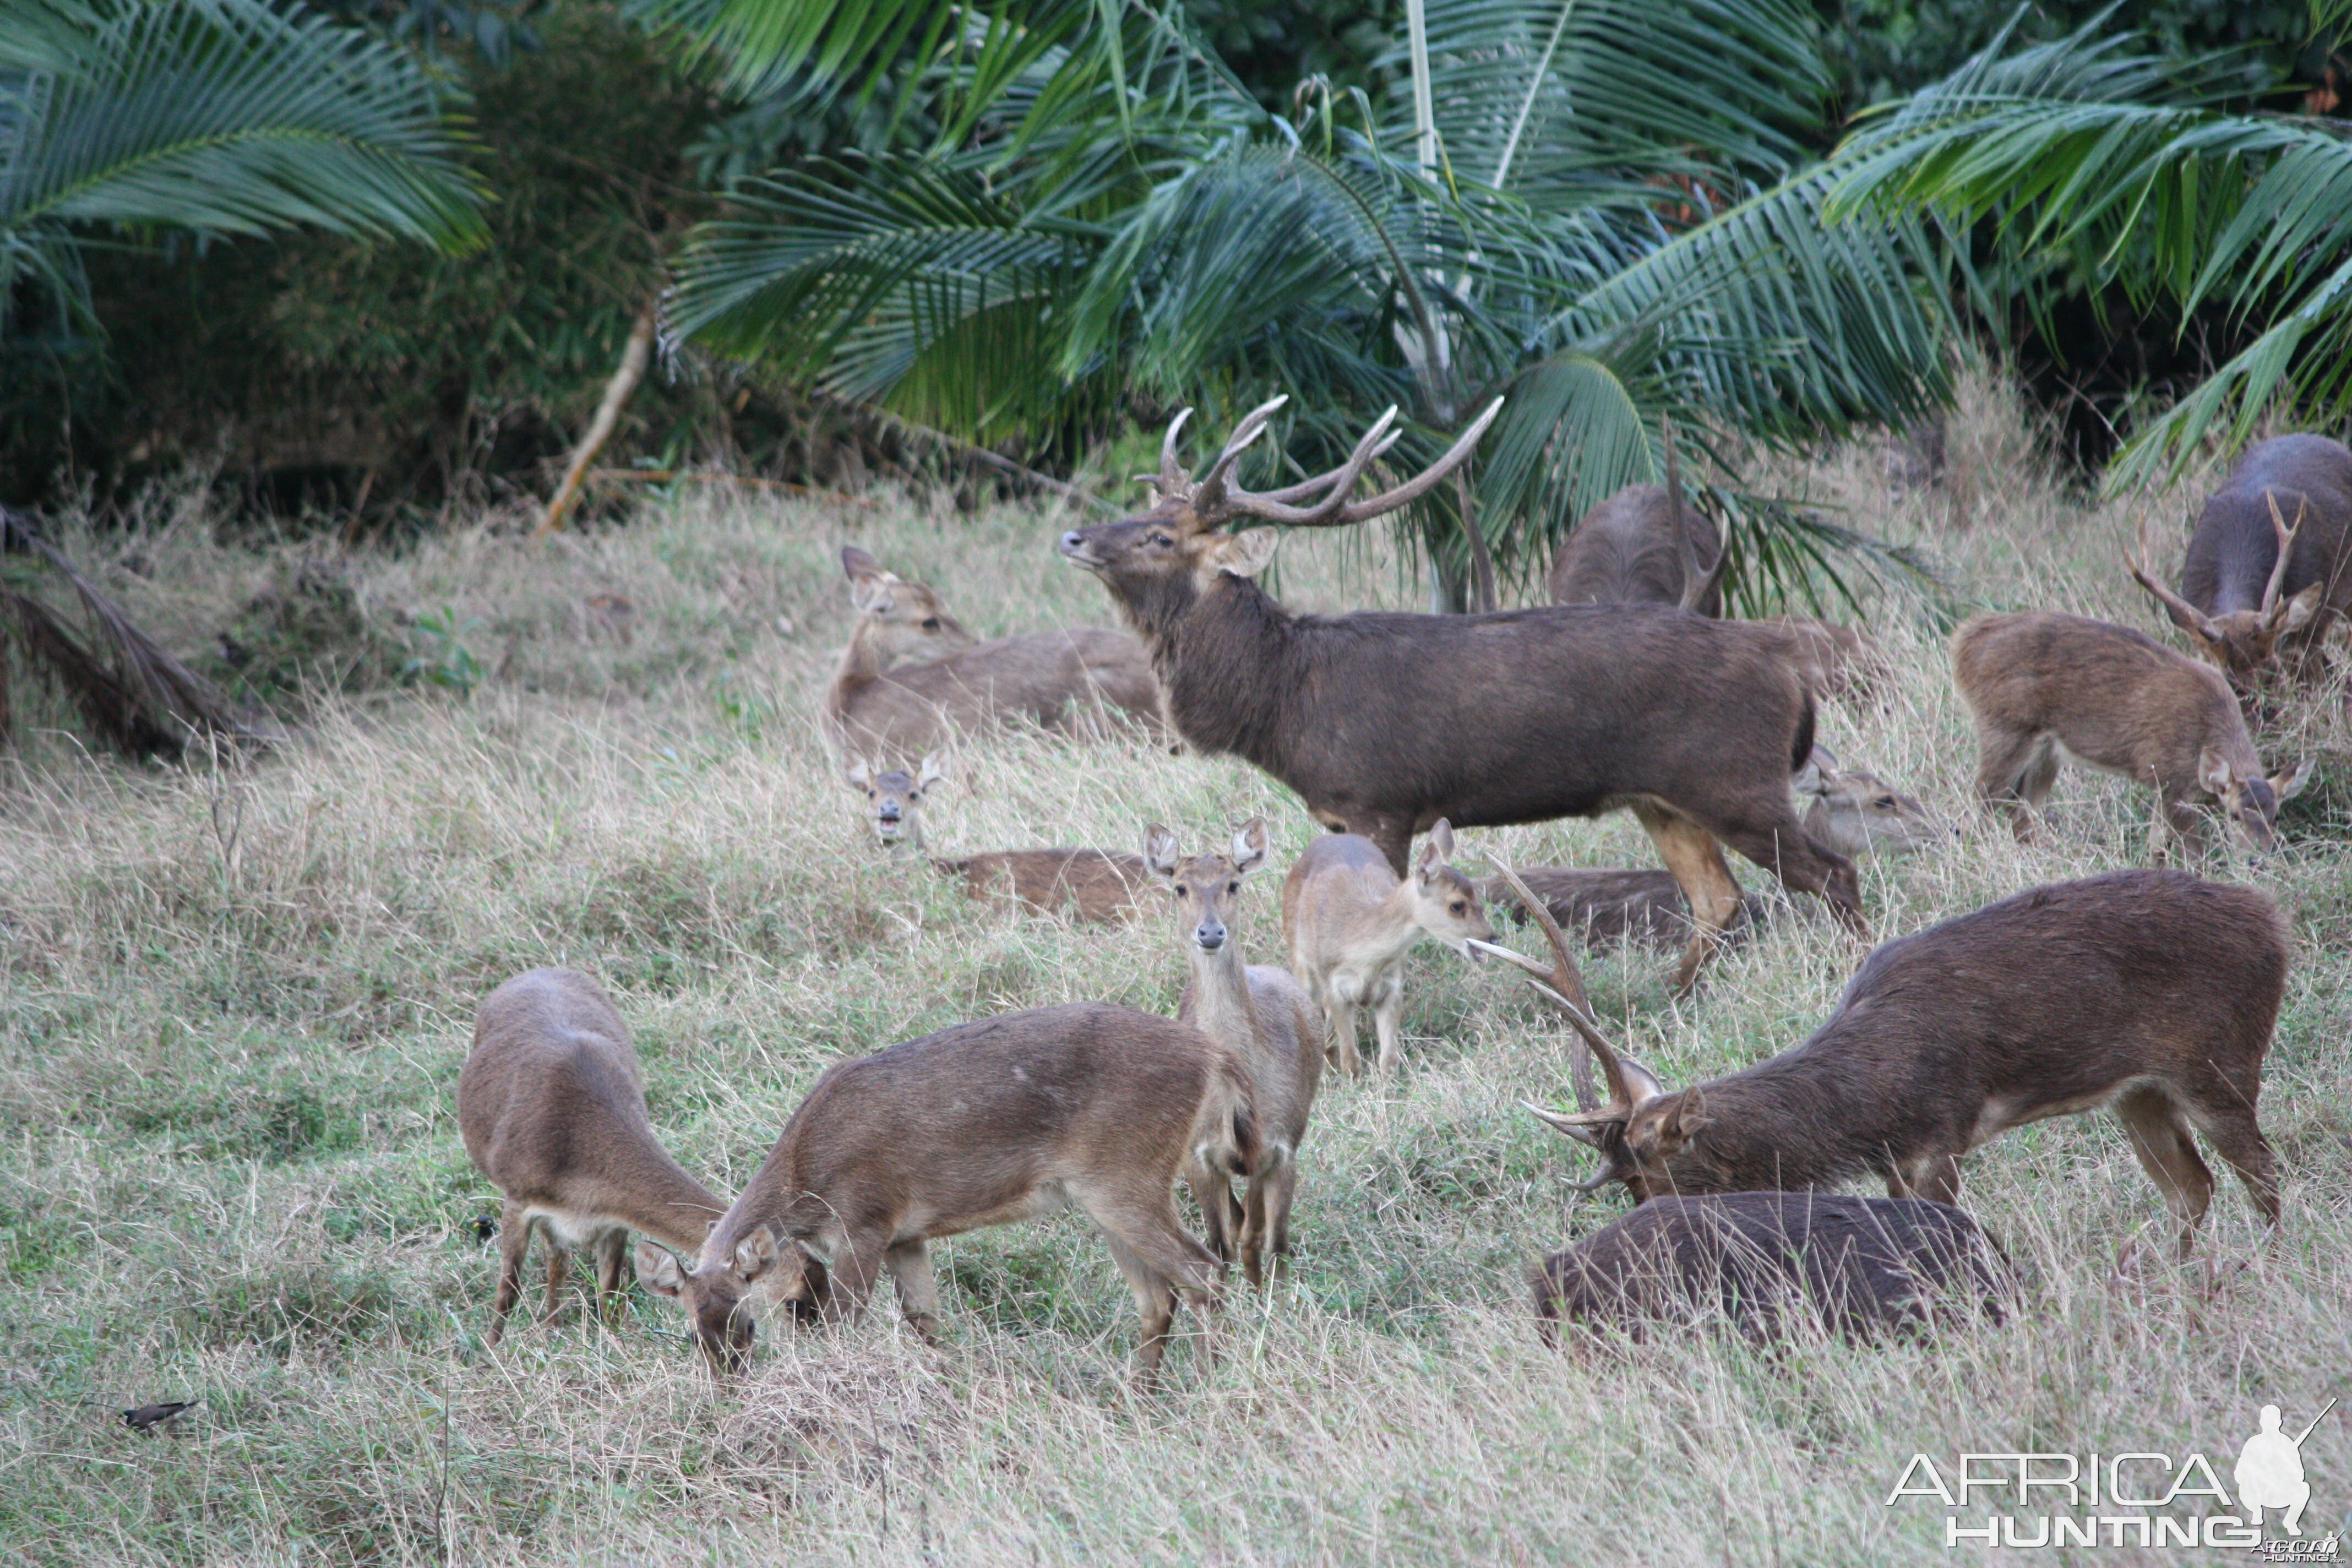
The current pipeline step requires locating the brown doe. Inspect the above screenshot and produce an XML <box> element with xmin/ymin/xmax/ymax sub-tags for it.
<box><xmin>827</xmin><ymin>545</ymin><xmax>1166</xmax><ymax>756</ymax></box>
<box><xmin>1505</xmin><ymin>865</ymin><xmax>2286</xmax><ymax>1257</ymax></box>
<box><xmin>2126</xmin><ymin>434</ymin><xmax>2352</xmax><ymax>691</ymax></box>
<box><xmin>1281</xmin><ymin>820</ymin><xmax>1495</xmax><ymax>1077</ymax></box>
<box><xmin>1056</xmin><ymin>396</ymin><xmax>1864</xmax><ymax>994</ymax></box>
<box><xmin>1793</xmin><ymin>746</ymin><xmax>1948</xmax><ymax>859</ymax></box>
<box><xmin>1145</xmin><ymin>819</ymin><xmax>1323</xmax><ymax>1288</ymax></box>
<box><xmin>637</xmin><ymin>1001</ymin><xmax>1258</xmax><ymax>1382</ymax></box>
<box><xmin>457</xmin><ymin>969</ymin><xmax>729</xmax><ymax>1344</ymax></box>
<box><xmin>1532</xmin><ymin>1193</ymin><xmax>2011</xmax><ymax>1347</ymax></box>
<box><xmin>1546</xmin><ymin>425</ymin><xmax>1725</xmax><ymax>615</ymax></box>
<box><xmin>1952</xmin><ymin>611</ymin><xmax>2310</xmax><ymax>857</ymax></box>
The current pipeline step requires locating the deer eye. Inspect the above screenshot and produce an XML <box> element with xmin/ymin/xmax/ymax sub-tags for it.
<box><xmin>1450</xmin><ymin>901</ymin><xmax>1466</xmax><ymax>914</ymax></box>
<box><xmin>921</xmin><ymin>617</ymin><xmax>940</xmax><ymax>630</ymax></box>
<box><xmin>1871</xmin><ymin>795</ymin><xmax>1897</xmax><ymax>810</ymax></box>
<box><xmin>1227</xmin><ymin>880</ymin><xmax>1240</xmax><ymax>894</ymax></box>
<box><xmin>1149</xmin><ymin>532</ymin><xmax>1174</xmax><ymax>547</ymax></box>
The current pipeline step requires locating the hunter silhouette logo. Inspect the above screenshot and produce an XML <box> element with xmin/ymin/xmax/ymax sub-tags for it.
<box><xmin>2238</xmin><ymin>1401</ymin><xmax>2335</xmax><ymax>1538</ymax></box>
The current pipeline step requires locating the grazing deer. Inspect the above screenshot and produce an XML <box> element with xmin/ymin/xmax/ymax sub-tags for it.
<box><xmin>1145</xmin><ymin>819</ymin><xmax>1322</xmax><ymax>1288</ymax></box>
<box><xmin>1952</xmin><ymin>612</ymin><xmax>2310</xmax><ymax>857</ymax></box>
<box><xmin>1057</xmin><ymin>396</ymin><xmax>1865</xmax><ymax>994</ymax></box>
<box><xmin>840</xmin><ymin>757</ymin><xmax>1152</xmax><ymax>921</ymax></box>
<box><xmin>1502</xmin><ymin>865</ymin><xmax>2286</xmax><ymax>1257</ymax></box>
<box><xmin>457</xmin><ymin>969</ymin><xmax>729</xmax><ymax>1345</ymax></box>
<box><xmin>1547</xmin><ymin>427</ymin><xmax>1725</xmax><ymax>614</ymax></box>
<box><xmin>1282</xmin><ymin>820</ymin><xmax>1495</xmax><ymax>1077</ymax></box>
<box><xmin>827</xmin><ymin>545</ymin><xmax>1166</xmax><ymax>756</ymax></box>
<box><xmin>1532</xmin><ymin>1193</ymin><xmax>2012</xmax><ymax>1347</ymax></box>
<box><xmin>845</xmin><ymin>755</ymin><xmax>945</xmax><ymax>847</ymax></box>
<box><xmin>637</xmin><ymin>1001</ymin><xmax>1258</xmax><ymax>1382</ymax></box>
<box><xmin>1794</xmin><ymin>747</ymin><xmax>1947</xmax><ymax>859</ymax></box>
<box><xmin>2126</xmin><ymin>434</ymin><xmax>2352</xmax><ymax>690</ymax></box>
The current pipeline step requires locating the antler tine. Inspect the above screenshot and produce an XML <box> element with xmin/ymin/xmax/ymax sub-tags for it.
<box><xmin>1210</xmin><ymin>405</ymin><xmax>1401</xmax><ymax>526</ymax></box>
<box><xmin>1217</xmin><ymin>398</ymin><xmax>1504</xmax><ymax>529</ymax></box>
<box><xmin>2260</xmin><ymin>491</ymin><xmax>2306</xmax><ymax>616</ymax></box>
<box><xmin>1191</xmin><ymin>395</ymin><xmax>1292</xmax><ymax>512</ymax></box>
<box><xmin>1483</xmin><ymin>862</ymin><xmax>1600</xmax><ymax>1110</ymax></box>
<box><xmin>1326</xmin><ymin>396</ymin><xmax>1505</xmax><ymax>526</ymax></box>
<box><xmin>1158</xmin><ymin>408</ymin><xmax>1195</xmax><ymax>494</ymax></box>
<box><xmin>1249</xmin><ymin>428</ymin><xmax>1407</xmax><ymax>506</ymax></box>
<box><xmin>2125</xmin><ymin>514</ymin><xmax>2220</xmax><ymax>638</ymax></box>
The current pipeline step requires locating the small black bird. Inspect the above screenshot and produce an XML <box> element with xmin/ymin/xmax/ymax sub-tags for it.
<box><xmin>122</xmin><ymin>1401</ymin><xmax>199</xmax><ymax>1434</ymax></box>
<box><xmin>472</xmin><ymin>1214</ymin><xmax>497</xmax><ymax>1243</ymax></box>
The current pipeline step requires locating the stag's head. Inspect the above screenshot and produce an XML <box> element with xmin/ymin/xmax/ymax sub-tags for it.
<box><xmin>842</xmin><ymin>546</ymin><xmax>976</xmax><ymax>663</ymax></box>
<box><xmin>636</xmin><ymin>1225</ymin><xmax>820</xmax><ymax>1374</ymax></box>
<box><xmin>845</xmin><ymin>754</ymin><xmax>946</xmax><ymax>847</ymax></box>
<box><xmin>1057</xmin><ymin>397</ymin><xmax>1502</xmax><ymax>627</ymax></box>
<box><xmin>2127</xmin><ymin>499</ymin><xmax>2324</xmax><ymax>689</ymax></box>
<box><xmin>1144</xmin><ymin>817</ymin><xmax>1270</xmax><ymax>955</ymax></box>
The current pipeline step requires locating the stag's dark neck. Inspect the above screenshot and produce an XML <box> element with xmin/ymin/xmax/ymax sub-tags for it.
<box><xmin>1119</xmin><ymin>574</ymin><xmax>1302</xmax><ymax>770</ymax></box>
<box><xmin>1690</xmin><ymin>1038</ymin><xmax>1900</xmax><ymax>1191</ymax></box>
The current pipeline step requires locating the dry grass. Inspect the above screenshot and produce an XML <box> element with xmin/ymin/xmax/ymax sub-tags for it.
<box><xmin>3</xmin><ymin>385</ymin><xmax>2350</xmax><ymax>1565</ymax></box>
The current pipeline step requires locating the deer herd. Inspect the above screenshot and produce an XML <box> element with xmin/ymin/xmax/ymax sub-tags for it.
<box><xmin>461</xmin><ymin>406</ymin><xmax>2347</xmax><ymax>1375</ymax></box>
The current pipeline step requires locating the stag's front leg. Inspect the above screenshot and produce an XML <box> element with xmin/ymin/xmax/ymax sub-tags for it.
<box><xmin>1631</xmin><ymin>802</ymin><xmax>1746</xmax><ymax>994</ymax></box>
<box><xmin>883</xmin><ymin>1239</ymin><xmax>944</xmax><ymax>1344</ymax></box>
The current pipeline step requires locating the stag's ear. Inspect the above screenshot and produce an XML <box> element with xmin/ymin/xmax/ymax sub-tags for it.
<box><xmin>916</xmin><ymin>753</ymin><xmax>948</xmax><ymax>792</ymax></box>
<box><xmin>2280</xmin><ymin>582</ymin><xmax>2326</xmax><ymax>635</ymax></box>
<box><xmin>2197</xmin><ymin>746</ymin><xmax>2235</xmax><ymax>798</ymax></box>
<box><xmin>635</xmin><ymin>1243</ymin><xmax>686</xmax><ymax>1297</ymax></box>
<box><xmin>1231</xmin><ymin>817</ymin><xmax>1270</xmax><ymax>874</ymax></box>
<box><xmin>845</xmin><ymin>757</ymin><xmax>872</xmax><ymax>789</ymax></box>
<box><xmin>1143</xmin><ymin>823</ymin><xmax>1184</xmax><ymax>879</ymax></box>
<box><xmin>2274</xmin><ymin>759</ymin><xmax>2315</xmax><ymax>801</ymax></box>
<box><xmin>1211</xmin><ymin>527</ymin><xmax>1281</xmax><ymax>578</ymax></box>
<box><xmin>734</xmin><ymin>1226</ymin><xmax>781</xmax><ymax>1283</ymax></box>
<box><xmin>1661</xmin><ymin>1088</ymin><xmax>1710</xmax><ymax>1145</ymax></box>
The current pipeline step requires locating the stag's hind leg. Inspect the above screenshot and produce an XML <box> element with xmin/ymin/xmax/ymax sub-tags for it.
<box><xmin>1975</xmin><ymin>730</ymin><xmax>2059</xmax><ymax>842</ymax></box>
<box><xmin>1632</xmin><ymin>802</ymin><xmax>1751</xmax><ymax>994</ymax></box>
<box><xmin>2116</xmin><ymin>1085</ymin><xmax>2217</xmax><ymax>1258</ymax></box>
<box><xmin>2186</xmin><ymin>1103</ymin><xmax>2282</xmax><ymax>1231</ymax></box>
<box><xmin>1080</xmin><ymin>1180</ymin><xmax>1225</xmax><ymax>1385</ymax></box>
<box><xmin>487</xmin><ymin>1201</ymin><xmax>532</xmax><ymax>1346</ymax></box>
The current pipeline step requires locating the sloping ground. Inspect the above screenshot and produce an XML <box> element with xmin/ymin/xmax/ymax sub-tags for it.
<box><xmin>3</xmin><ymin>390</ymin><xmax>2348</xmax><ymax>1564</ymax></box>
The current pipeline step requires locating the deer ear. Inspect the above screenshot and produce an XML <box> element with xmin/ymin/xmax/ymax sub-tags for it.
<box><xmin>2273</xmin><ymin>759</ymin><xmax>2315</xmax><ymax>801</ymax></box>
<box><xmin>2197</xmin><ymin>746</ymin><xmax>2235</xmax><ymax>798</ymax></box>
<box><xmin>1428</xmin><ymin>819</ymin><xmax>1455</xmax><ymax>860</ymax></box>
<box><xmin>841</xmin><ymin>545</ymin><xmax>878</xmax><ymax>580</ymax></box>
<box><xmin>2280</xmin><ymin>582</ymin><xmax>2325</xmax><ymax>634</ymax></box>
<box><xmin>1663</xmin><ymin>1088</ymin><xmax>1710</xmax><ymax>1144</ymax></box>
<box><xmin>635</xmin><ymin>1243</ymin><xmax>685</xmax><ymax>1298</ymax></box>
<box><xmin>1143</xmin><ymin>823</ymin><xmax>1183</xmax><ymax>879</ymax></box>
<box><xmin>845</xmin><ymin>757</ymin><xmax>872</xmax><ymax>788</ymax></box>
<box><xmin>1231</xmin><ymin>817</ymin><xmax>1270</xmax><ymax>874</ymax></box>
<box><xmin>1212</xmin><ymin>528</ymin><xmax>1281</xmax><ymax>578</ymax></box>
<box><xmin>917</xmin><ymin>753</ymin><xmax>948</xmax><ymax>792</ymax></box>
<box><xmin>734</xmin><ymin>1226</ymin><xmax>781</xmax><ymax>1283</ymax></box>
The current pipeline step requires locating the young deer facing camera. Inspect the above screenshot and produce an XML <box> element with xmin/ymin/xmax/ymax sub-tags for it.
<box><xmin>1283</xmin><ymin>821</ymin><xmax>1495</xmax><ymax>1077</ymax></box>
<box><xmin>1145</xmin><ymin>819</ymin><xmax>1322</xmax><ymax>1288</ymax></box>
<box><xmin>1953</xmin><ymin>611</ymin><xmax>2310</xmax><ymax>857</ymax></box>
<box><xmin>636</xmin><ymin>1001</ymin><xmax>1257</xmax><ymax>1383</ymax></box>
<box><xmin>458</xmin><ymin>969</ymin><xmax>729</xmax><ymax>1344</ymax></box>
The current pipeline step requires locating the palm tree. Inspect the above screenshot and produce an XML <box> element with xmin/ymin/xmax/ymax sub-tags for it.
<box><xmin>649</xmin><ymin>0</ymin><xmax>1954</xmax><ymax>610</ymax></box>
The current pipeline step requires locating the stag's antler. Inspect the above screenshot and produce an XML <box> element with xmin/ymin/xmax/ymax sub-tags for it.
<box><xmin>2260</xmin><ymin>491</ymin><xmax>2307</xmax><ymax>620</ymax></box>
<box><xmin>2125</xmin><ymin>516</ymin><xmax>2222</xmax><ymax>640</ymax></box>
<box><xmin>1150</xmin><ymin>397</ymin><xmax>1505</xmax><ymax>528</ymax></box>
<box><xmin>1663</xmin><ymin>421</ymin><xmax>1727</xmax><ymax>614</ymax></box>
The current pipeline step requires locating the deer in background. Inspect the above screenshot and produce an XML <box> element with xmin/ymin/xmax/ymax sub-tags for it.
<box><xmin>1283</xmin><ymin>819</ymin><xmax>1496</xmax><ymax>1077</ymax></box>
<box><xmin>1953</xmin><ymin>611</ymin><xmax>2310</xmax><ymax>857</ymax></box>
<box><xmin>1146</xmin><ymin>819</ymin><xmax>1322</xmax><ymax>1288</ymax></box>
<box><xmin>1057</xmin><ymin>396</ymin><xmax>1865</xmax><ymax>995</ymax></box>
<box><xmin>2126</xmin><ymin>434</ymin><xmax>2352</xmax><ymax>692</ymax></box>
<box><xmin>458</xmin><ymin>969</ymin><xmax>729</xmax><ymax>1345</ymax></box>
<box><xmin>638</xmin><ymin>1001</ymin><xmax>1258</xmax><ymax>1382</ymax></box>
<box><xmin>1547</xmin><ymin>426</ymin><xmax>1725</xmax><ymax>615</ymax></box>
<box><xmin>1508</xmin><ymin>866</ymin><xmax>2286</xmax><ymax>1257</ymax></box>
<box><xmin>827</xmin><ymin>546</ymin><xmax>1166</xmax><ymax>756</ymax></box>
<box><xmin>840</xmin><ymin>756</ymin><xmax>1153</xmax><ymax>922</ymax></box>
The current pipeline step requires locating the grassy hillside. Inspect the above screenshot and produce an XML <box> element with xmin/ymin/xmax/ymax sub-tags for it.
<box><xmin>4</xmin><ymin>386</ymin><xmax>2348</xmax><ymax>1564</ymax></box>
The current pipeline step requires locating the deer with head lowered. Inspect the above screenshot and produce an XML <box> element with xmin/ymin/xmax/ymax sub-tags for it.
<box><xmin>457</xmin><ymin>969</ymin><xmax>729</xmax><ymax>1345</ymax></box>
<box><xmin>1057</xmin><ymin>397</ymin><xmax>1865</xmax><ymax>994</ymax></box>
<box><xmin>1145</xmin><ymin>819</ymin><xmax>1322</xmax><ymax>1288</ymax></box>
<box><xmin>1489</xmin><ymin>863</ymin><xmax>2286</xmax><ymax>1257</ymax></box>
<box><xmin>1953</xmin><ymin>611</ymin><xmax>2310</xmax><ymax>857</ymax></box>
<box><xmin>2126</xmin><ymin>434</ymin><xmax>2352</xmax><ymax>692</ymax></box>
<box><xmin>636</xmin><ymin>1001</ymin><xmax>1257</xmax><ymax>1383</ymax></box>
<box><xmin>1282</xmin><ymin>819</ymin><xmax>1495</xmax><ymax>1077</ymax></box>
<box><xmin>828</xmin><ymin>545</ymin><xmax>1166</xmax><ymax>757</ymax></box>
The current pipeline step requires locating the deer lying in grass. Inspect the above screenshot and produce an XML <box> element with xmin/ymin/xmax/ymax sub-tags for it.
<box><xmin>1953</xmin><ymin>611</ymin><xmax>2310</xmax><ymax>857</ymax></box>
<box><xmin>457</xmin><ymin>969</ymin><xmax>729</xmax><ymax>1345</ymax></box>
<box><xmin>1282</xmin><ymin>820</ymin><xmax>1495</xmax><ymax>1077</ymax></box>
<box><xmin>1146</xmin><ymin>819</ymin><xmax>1321</xmax><ymax>1287</ymax></box>
<box><xmin>1547</xmin><ymin>427</ymin><xmax>1725</xmax><ymax>615</ymax></box>
<box><xmin>1532</xmin><ymin>1193</ymin><xmax>2011</xmax><ymax>1347</ymax></box>
<box><xmin>1058</xmin><ymin>397</ymin><xmax>1865</xmax><ymax>996</ymax></box>
<box><xmin>842</xmin><ymin>756</ymin><xmax>1153</xmax><ymax>922</ymax></box>
<box><xmin>1499</xmin><ymin>864</ymin><xmax>2286</xmax><ymax>1257</ymax></box>
<box><xmin>637</xmin><ymin>1001</ymin><xmax>1257</xmax><ymax>1381</ymax></box>
<box><xmin>827</xmin><ymin>546</ymin><xmax>1165</xmax><ymax>756</ymax></box>
<box><xmin>1479</xmin><ymin>754</ymin><xmax>1937</xmax><ymax>953</ymax></box>
<box><xmin>2126</xmin><ymin>434</ymin><xmax>2352</xmax><ymax>691</ymax></box>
